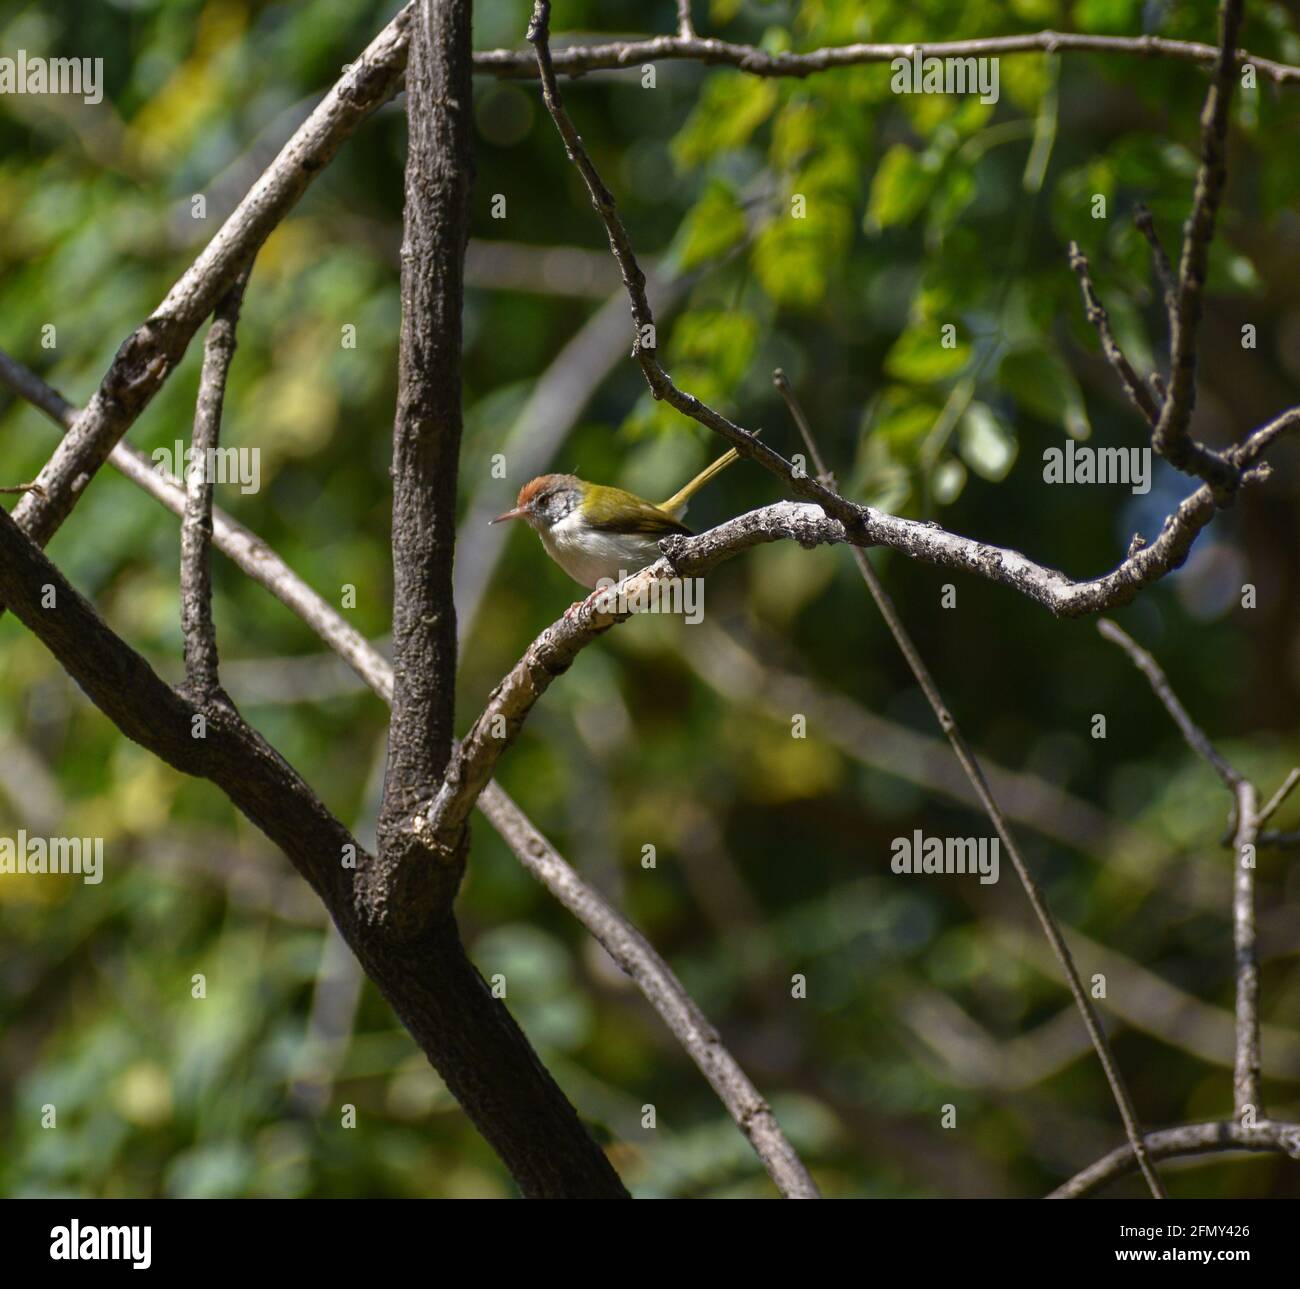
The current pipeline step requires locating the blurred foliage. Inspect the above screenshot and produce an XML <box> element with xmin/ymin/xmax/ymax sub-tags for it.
<box><xmin>2</xmin><ymin>0</ymin><xmax>1299</xmax><ymax>1198</ymax></box>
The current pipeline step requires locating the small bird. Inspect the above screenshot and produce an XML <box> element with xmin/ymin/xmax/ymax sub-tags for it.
<box><xmin>491</xmin><ymin>444</ymin><xmax>746</xmax><ymax>589</ymax></box>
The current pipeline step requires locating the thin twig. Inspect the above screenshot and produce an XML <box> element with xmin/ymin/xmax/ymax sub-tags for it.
<box><xmin>181</xmin><ymin>272</ymin><xmax>249</xmax><ymax>700</ymax></box>
<box><xmin>674</xmin><ymin>0</ymin><xmax>695</xmax><ymax>39</ymax></box>
<box><xmin>1098</xmin><ymin>619</ymin><xmax>1264</xmax><ymax>1126</ymax></box>
<box><xmin>1097</xmin><ymin>619</ymin><xmax>1242</xmax><ymax>790</ymax></box>
<box><xmin>1133</xmin><ymin>203</ymin><xmax>1176</xmax><ymax>315</ymax></box>
<box><xmin>525</xmin><ymin>1</ymin><xmax>860</xmax><ymax>532</ymax></box>
<box><xmin>774</xmin><ymin>369</ymin><xmax>1166</xmax><ymax>1199</ymax></box>
<box><xmin>1256</xmin><ymin>767</ymin><xmax>1300</xmax><ymax>828</ymax></box>
<box><xmin>1068</xmin><ymin>242</ymin><xmax>1160</xmax><ymax>426</ymax></box>
<box><xmin>477</xmin><ymin>28</ymin><xmax>1300</xmax><ymax>85</ymax></box>
<box><xmin>1150</xmin><ymin>0</ymin><xmax>1245</xmax><ymax>492</ymax></box>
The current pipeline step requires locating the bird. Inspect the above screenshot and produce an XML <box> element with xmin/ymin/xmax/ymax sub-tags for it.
<box><xmin>491</xmin><ymin>443</ymin><xmax>747</xmax><ymax>590</ymax></box>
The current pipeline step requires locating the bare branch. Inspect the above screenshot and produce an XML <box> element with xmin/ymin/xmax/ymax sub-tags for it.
<box><xmin>1256</xmin><ymin>767</ymin><xmax>1300</xmax><ymax>828</ymax></box>
<box><xmin>378</xmin><ymin>0</ymin><xmax>474</xmax><ymax>908</ymax></box>
<box><xmin>181</xmin><ymin>272</ymin><xmax>248</xmax><ymax>700</ymax></box>
<box><xmin>1098</xmin><ymin>620</ymin><xmax>1266</xmax><ymax>1129</ymax></box>
<box><xmin>675</xmin><ymin>0</ymin><xmax>695</xmax><ymax>39</ymax></box>
<box><xmin>1231</xmin><ymin>781</ymin><xmax>1261</xmax><ymax>1119</ymax></box>
<box><xmin>1068</xmin><ymin>241</ymin><xmax>1160</xmax><ymax>426</ymax></box>
<box><xmin>1049</xmin><ymin>1119</ymin><xmax>1300</xmax><ymax>1198</ymax></box>
<box><xmin>476</xmin><ymin>28</ymin><xmax>1300</xmax><ymax>85</ymax></box>
<box><xmin>1097</xmin><ymin>619</ymin><xmax>1242</xmax><ymax>790</ymax></box>
<box><xmin>1134</xmin><ymin>203</ymin><xmax>1176</xmax><ymax>313</ymax></box>
<box><xmin>1150</xmin><ymin>0</ymin><xmax>1245</xmax><ymax>492</ymax></box>
<box><xmin>774</xmin><ymin>370</ymin><xmax>1166</xmax><ymax>1197</ymax></box>
<box><xmin>6</xmin><ymin>8</ymin><xmax>412</xmax><ymax>554</ymax></box>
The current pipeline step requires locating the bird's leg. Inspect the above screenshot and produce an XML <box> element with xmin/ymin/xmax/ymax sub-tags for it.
<box><xmin>564</xmin><ymin>583</ymin><xmax>616</xmax><ymax>621</ymax></box>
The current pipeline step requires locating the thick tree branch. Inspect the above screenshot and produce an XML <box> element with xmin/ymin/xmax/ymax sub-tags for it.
<box><xmin>181</xmin><ymin>273</ymin><xmax>248</xmax><ymax>700</ymax></box>
<box><xmin>378</xmin><ymin>0</ymin><xmax>475</xmax><ymax>918</ymax></box>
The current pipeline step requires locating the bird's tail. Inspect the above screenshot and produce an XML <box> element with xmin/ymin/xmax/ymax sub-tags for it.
<box><xmin>658</xmin><ymin>430</ymin><xmax>761</xmax><ymax>518</ymax></box>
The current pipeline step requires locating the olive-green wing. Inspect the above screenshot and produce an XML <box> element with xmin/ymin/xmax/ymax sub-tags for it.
<box><xmin>582</xmin><ymin>485</ymin><xmax>693</xmax><ymax>536</ymax></box>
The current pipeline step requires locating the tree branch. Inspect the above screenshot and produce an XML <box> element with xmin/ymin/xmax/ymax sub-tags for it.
<box><xmin>1068</xmin><ymin>241</ymin><xmax>1160</xmax><ymax>426</ymax></box>
<box><xmin>181</xmin><ymin>273</ymin><xmax>248</xmax><ymax>701</ymax></box>
<box><xmin>522</xmin><ymin>0</ymin><xmax>1299</xmax><ymax>629</ymax></box>
<box><xmin>1230</xmin><ymin>781</ymin><xmax>1261</xmax><ymax>1119</ymax></box>
<box><xmin>482</xmin><ymin>780</ymin><xmax>820</xmax><ymax>1197</ymax></box>
<box><xmin>378</xmin><ymin>0</ymin><xmax>475</xmax><ymax>921</ymax></box>
<box><xmin>1097</xmin><ymin>620</ymin><xmax>1268</xmax><ymax>1130</ymax></box>
<box><xmin>1048</xmin><ymin>1119</ymin><xmax>1300</xmax><ymax>1199</ymax></box>
<box><xmin>1150</xmin><ymin>0</ymin><xmax>1245</xmax><ymax>492</ymax></box>
<box><xmin>476</xmin><ymin>27</ymin><xmax>1300</xmax><ymax>85</ymax></box>
<box><xmin>1097</xmin><ymin>619</ymin><xmax>1242</xmax><ymax>790</ymax></box>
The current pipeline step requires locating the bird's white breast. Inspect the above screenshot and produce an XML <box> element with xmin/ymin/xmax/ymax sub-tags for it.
<box><xmin>539</xmin><ymin>510</ymin><xmax>666</xmax><ymax>589</ymax></box>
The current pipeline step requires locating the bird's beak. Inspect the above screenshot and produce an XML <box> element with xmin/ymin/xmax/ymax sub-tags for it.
<box><xmin>490</xmin><ymin>507</ymin><xmax>526</xmax><ymax>524</ymax></box>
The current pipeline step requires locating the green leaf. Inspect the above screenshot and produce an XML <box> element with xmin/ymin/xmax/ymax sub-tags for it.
<box><xmin>674</xmin><ymin>181</ymin><xmax>747</xmax><ymax>270</ymax></box>
<box><xmin>884</xmin><ymin>326</ymin><xmax>971</xmax><ymax>384</ymax></box>
<box><xmin>931</xmin><ymin>457</ymin><xmax>968</xmax><ymax>504</ymax></box>
<box><xmin>958</xmin><ymin>401</ymin><xmax>1019</xmax><ymax>481</ymax></box>
<box><xmin>866</xmin><ymin>144</ymin><xmax>934</xmax><ymax>232</ymax></box>
<box><xmin>1073</xmin><ymin>0</ymin><xmax>1140</xmax><ymax>34</ymax></box>
<box><xmin>673</xmin><ymin>74</ymin><xmax>779</xmax><ymax>169</ymax></box>
<box><xmin>999</xmin><ymin>345</ymin><xmax>1091</xmax><ymax>438</ymax></box>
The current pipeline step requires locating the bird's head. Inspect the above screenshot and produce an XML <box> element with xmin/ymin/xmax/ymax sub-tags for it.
<box><xmin>491</xmin><ymin>473</ymin><xmax>583</xmax><ymax>533</ymax></box>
